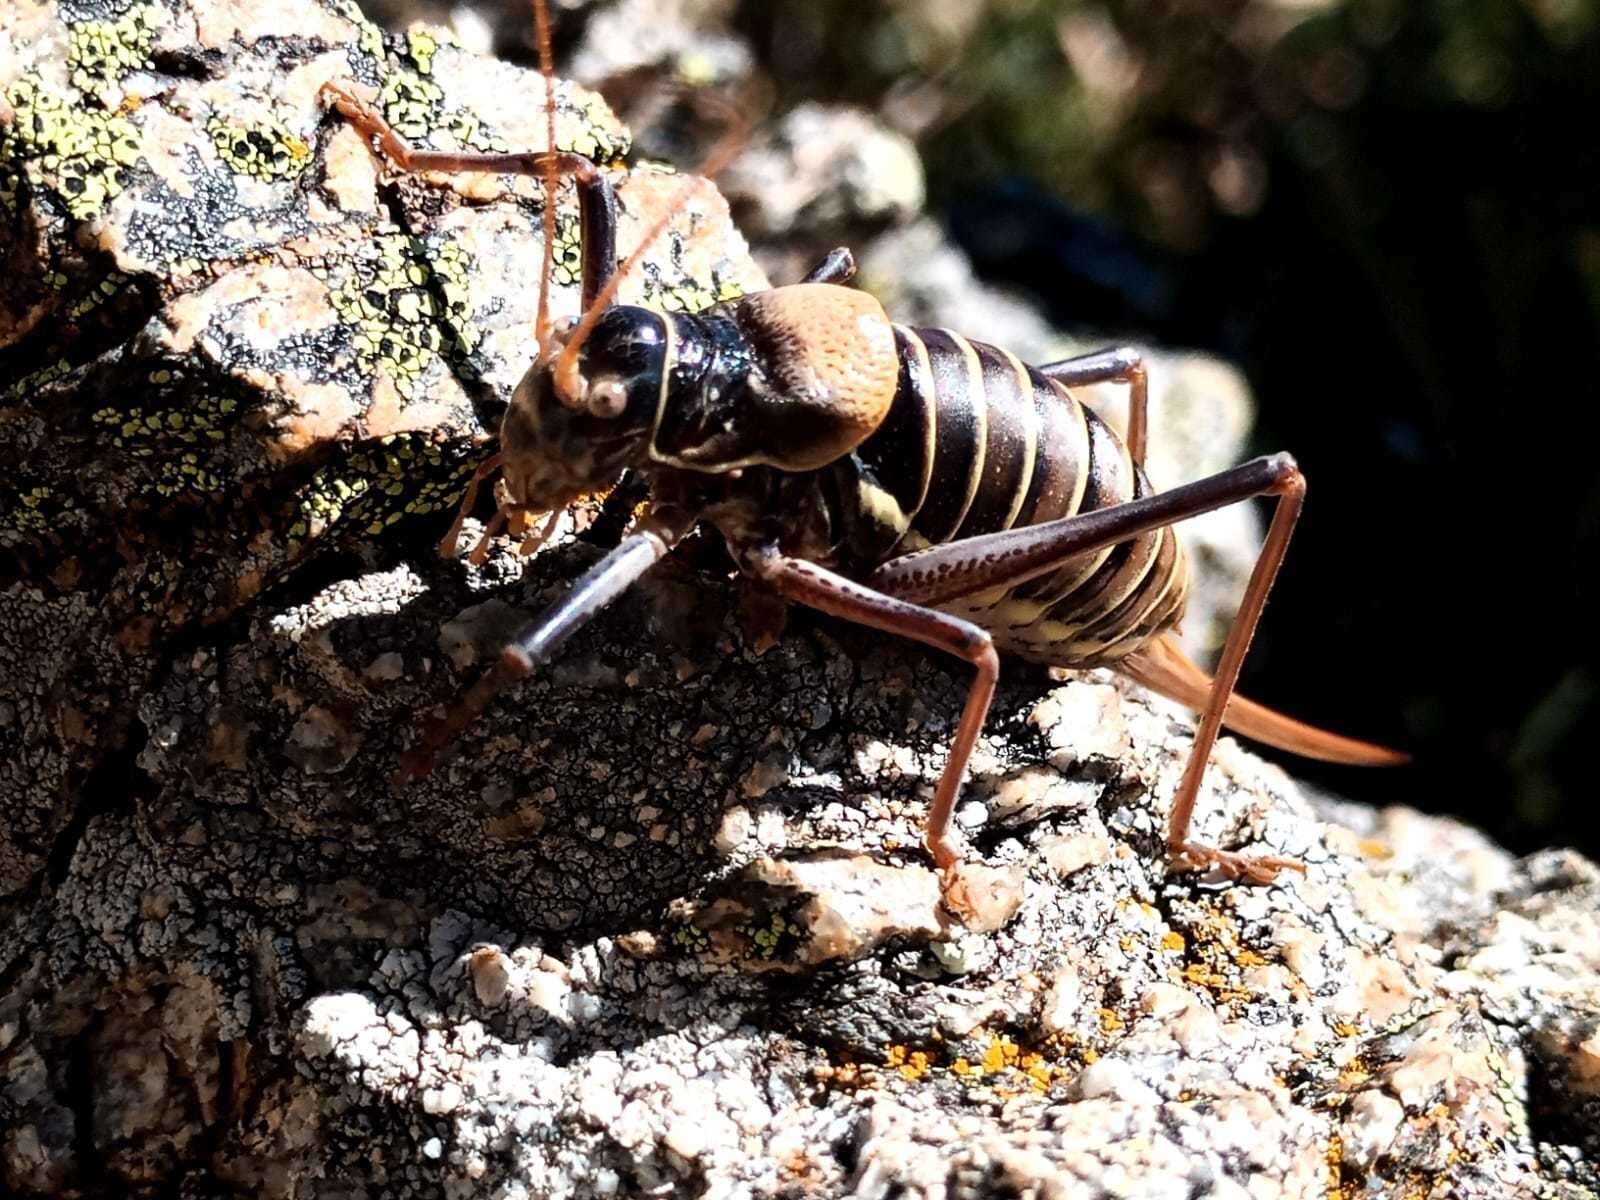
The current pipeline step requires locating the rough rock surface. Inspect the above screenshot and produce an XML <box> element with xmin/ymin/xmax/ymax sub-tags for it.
<box><xmin>4</xmin><ymin>2</ymin><xmax>1600</xmax><ymax>1199</ymax></box>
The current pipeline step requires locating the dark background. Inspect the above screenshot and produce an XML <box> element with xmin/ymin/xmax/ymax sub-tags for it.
<box><xmin>731</xmin><ymin>0</ymin><xmax>1600</xmax><ymax>859</ymax></box>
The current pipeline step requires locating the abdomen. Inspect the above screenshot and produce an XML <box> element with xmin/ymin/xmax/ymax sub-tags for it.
<box><xmin>834</xmin><ymin>325</ymin><xmax>1189</xmax><ymax>668</ymax></box>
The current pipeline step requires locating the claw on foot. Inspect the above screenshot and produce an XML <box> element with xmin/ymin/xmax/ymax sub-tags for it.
<box><xmin>393</xmin><ymin>746</ymin><xmax>436</xmax><ymax>784</ymax></box>
<box><xmin>393</xmin><ymin>713</ymin><xmax>453</xmax><ymax>784</ymax></box>
<box><xmin>1169</xmin><ymin>841</ymin><xmax>1305</xmax><ymax>885</ymax></box>
<box><xmin>938</xmin><ymin>861</ymin><xmax>1025</xmax><ymax>932</ymax></box>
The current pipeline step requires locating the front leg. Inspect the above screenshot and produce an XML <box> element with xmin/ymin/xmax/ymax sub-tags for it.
<box><xmin>801</xmin><ymin>247</ymin><xmax>857</xmax><ymax>285</ymax></box>
<box><xmin>401</xmin><ymin>515</ymin><xmax>686</xmax><ymax>777</ymax></box>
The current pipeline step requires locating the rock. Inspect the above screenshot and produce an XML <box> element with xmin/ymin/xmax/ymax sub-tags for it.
<box><xmin>719</xmin><ymin>103</ymin><xmax>927</xmax><ymax>242</ymax></box>
<box><xmin>566</xmin><ymin>0</ymin><xmax>750</xmax><ymax>93</ymax></box>
<box><xmin>4</xmin><ymin>2</ymin><xmax>1599</xmax><ymax>1198</ymax></box>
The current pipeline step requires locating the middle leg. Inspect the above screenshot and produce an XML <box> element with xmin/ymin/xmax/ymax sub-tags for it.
<box><xmin>1039</xmin><ymin>346</ymin><xmax>1149</xmax><ymax>466</ymax></box>
<box><xmin>746</xmin><ymin>547</ymin><xmax>998</xmax><ymax>874</ymax></box>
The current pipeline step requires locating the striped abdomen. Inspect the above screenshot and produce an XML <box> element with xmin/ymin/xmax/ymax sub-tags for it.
<box><xmin>831</xmin><ymin>326</ymin><xmax>1189</xmax><ymax>668</ymax></box>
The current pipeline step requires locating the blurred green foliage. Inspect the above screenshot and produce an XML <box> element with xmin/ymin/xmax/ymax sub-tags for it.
<box><xmin>744</xmin><ymin>0</ymin><xmax>1599</xmax><ymax>244</ymax></box>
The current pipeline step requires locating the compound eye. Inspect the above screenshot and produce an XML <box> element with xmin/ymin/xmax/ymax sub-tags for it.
<box><xmin>586</xmin><ymin>377</ymin><xmax>629</xmax><ymax>419</ymax></box>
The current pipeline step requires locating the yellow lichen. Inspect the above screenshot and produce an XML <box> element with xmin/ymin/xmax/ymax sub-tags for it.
<box><xmin>327</xmin><ymin>2</ymin><xmax>619</xmax><ymax>165</ymax></box>
<box><xmin>743</xmin><ymin>908</ymin><xmax>805</xmax><ymax>961</ymax></box>
<box><xmin>1169</xmin><ymin>910</ymin><xmax>1274</xmax><ymax>1009</ymax></box>
<box><xmin>668</xmin><ymin>922</ymin><xmax>711</xmax><ymax>954</ymax></box>
<box><xmin>2</xmin><ymin>484</ymin><xmax>77</xmax><ymax>537</ymax></box>
<box><xmin>378</xmin><ymin>71</ymin><xmax>446</xmax><ymax>142</ymax></box>
<box><xmin>1</xmin><ymin>75</ymin><xmax>143</xmax><ymax>220</ymax></box>
<box><xmin>289</xmin><ymin>434</ymin><xmax>474</xmax><ymax>548</ymax></box>
<box><xmin>884</xmin><ymin>1045</ymin><xmax>932</xmax><ymax>1082</ymax></box>
<box><xmin>1336</xmin><ymin>1064</ymin><xmax>1371</xmax><ymax>1090</ymax></box>
<box><xmin>88</xmin><ymin>377</ymin><xmax>240</xmax><ymax>498</ymax></box>
<box><xmin>981</xmin><ymin>1036</ymin><xmax>1019</xmax><ymax>1073</ymax></box>
<box><xmin>324</xmin><ymin>233</ymin><xmax>480</xmax><ymax>399</ymax></box>
<box><xmin>1326</xmin><ymin>1133</ymin><xmax>1347</xmax><ymax>1198</ymax></box>
<box><xmin>1018</xmin><ymin>1050</ymin><xmax>1054</xmax><ymax>1092</ymax></box>
<box><xmin>207</xmin><ymin>115</ymin><xmax>311</xmax><ymax>180</ymax></box>
<box><xmin>549</xmin><ymin>208</ymin><xmax>584</xmax><ymax>288</ymax></box>
<box><xmin>67</xmin><ymin>270</ymin><xmax>135</xmax><ymax>318</ymax></box>
<box><xmin>641</xmin><ymin>257</ymin><xmax>747</xmax><ymax>315</ymax></box>
<box><xmin>4</xmin><ymin>359</ymin><xmax>75</xmax><ymax>403</ymax></box>
<box><xmin>824</xmin><ymin>1059</ymin><xmax>864</xmax><ymax>1090</ymax></box>
<box><xmin>406</xmin><ymin>28</ymin><xmax>453</xmax><ymax>76</ymax></box>
<box><xmin>66</xmin><ymin>4</ymin><xmax>160</xmax><ymax>106</ymax></box>
<box><xmin>864</xmin><ymin>1033</ymin><xmax>1067</xmax><ymax>1095</ymax></box>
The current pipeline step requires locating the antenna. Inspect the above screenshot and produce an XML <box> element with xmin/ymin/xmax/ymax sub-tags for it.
<box><xmin>551</xmin><ymin>96</ymin><xmax>756</xmax><ymax>400</ymax></box>
<box><xmin>533</xmin><ymin>0</ymin><xmax>559</xmax><ymax>351</ymax></box>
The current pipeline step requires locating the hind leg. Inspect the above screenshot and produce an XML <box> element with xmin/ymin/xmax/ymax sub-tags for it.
<box><xmin>1162</xmin><ymin>464</ymin><xmax>1306</xmax><ymax>882</ymax></box>
<box><xmin>867</xmin><ymin>453</ymin><xmax>1308</xmax><ymax>883</ymax></box>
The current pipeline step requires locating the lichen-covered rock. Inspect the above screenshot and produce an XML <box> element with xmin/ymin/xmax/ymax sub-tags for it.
<box><xmin>566</xmin><ymin>0</ymin><xmax>751</xmax><ymax>92</ymax></box>
<box><xmin>5</xmin><ymin>2</ymin><xmax>1600</xmax><ymax>1199</ymax></box>
<box><xmin>9</xmin><ymin>576</ymin><xmax>1600</xmax><ymax>1197</ymax></box>
<box><xmin>0</xmin><ymin>0</ymin><xmax>762</xmax><ymax>895</ymax></box>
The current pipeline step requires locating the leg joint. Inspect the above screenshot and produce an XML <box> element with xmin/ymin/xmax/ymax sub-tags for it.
<box><xmin>739</xmin><ymin>542</ymin><xmax>784</xmax><ymax>582</ymax></box>
<box><xmin>500</xmin><ymin>645</ymin><xmax>534</xmax><ymax>678</ymax></box>
<box><xmin>967</xmin><ymin>633</ymin><xmax>999</xmax><ymax>675</ymax></box>
<box><xmin>1262</xmin><ymin>451</ymin><xmax>1305</xmax><ymax>496</ymax></box>
<box><xmin>1112</xmin><ymin>346</ymin><xmax>1145</xmax><ymax>374</ymax></box>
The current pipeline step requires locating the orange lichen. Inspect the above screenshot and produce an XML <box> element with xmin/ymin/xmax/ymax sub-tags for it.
<box><xmin>981</xmin><ymin>1037</ymin><xmax>1017</xmax><ymax>1073</ymax></box>
<box><xmin>1168</xmin><ymin>910</ymin><xmax>1275</xmax><ymax>1009</ymax></box>
<box><xmin>1337</xmin><ymin>1063</ymin><xmax>1372</xmax><ymax>1090</ymax></box>
<box><xmin>1326</xmin><ymin>1133</ymin><xmax>1347</xmax><ymax>1198</ymax></box>
<box><xmin>884</xmin><ymin>1045</ymin><xmax>932</xmax><ymax>1082</ymax></box>
<box><xmin>822</xmin><ymin>1032</ymin><xmax>1073</xmax><ymax>1098</ymax></box>
<box><xmin>1019</xmin><ymin>1050</ymin><xmax>1054</xmax><ymax>1092</ymax></box>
